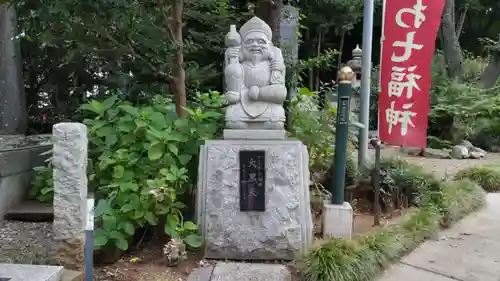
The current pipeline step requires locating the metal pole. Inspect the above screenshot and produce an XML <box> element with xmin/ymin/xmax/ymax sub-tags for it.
<box><xmin>331</xmin><ymin>66</ymin><xmax>354</xmax><ymax>205</ymax></box>
<box><xmin>358</xmin><ymin>0</ymin><xmax>375</xmax><ymax>170</ymax></box>
<box><xmin>370</xmin><ymin>138</ymin><xmax>381</xmax><ymax>226</ymax></box>
<box><xmin>85</xmin><ymin>195</ymin><xmax>95</xmax><ymax>281</ymax></box>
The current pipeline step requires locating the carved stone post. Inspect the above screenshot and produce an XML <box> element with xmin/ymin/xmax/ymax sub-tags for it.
<box><xmin>52</xmin><ymin>122</ymin><xmax>88</xmax><ymax>270</ymax></box>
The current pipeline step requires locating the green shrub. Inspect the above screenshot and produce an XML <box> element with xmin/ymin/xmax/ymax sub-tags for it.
<box><xmin>297</xmin><ymin>160</ymin><xmax>486</xmax><ymax>281</ymax></box>
<box><xmin>454</xmin><ymin>166</ymin><xmax>500</xmax><ymax>192</ymax></box>
<box><xmin>289</xmin><ymin>88</ymin><xmax>337</xmax><ymax>173</ymax></box>
<box><xmin>83</xmin><ymin>92</ymin><xmax>224</xmax><ymax>251</ymax></box>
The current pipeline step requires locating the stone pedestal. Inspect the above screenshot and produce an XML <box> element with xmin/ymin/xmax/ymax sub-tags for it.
<box><xmin>322</xmin><ymin>201</ymin><xmax>353</xmax><ymax>239</ymax></box>
<box><xmin>197</xmin><ymin>140</ymin><xmax>313</xmax><ymax>260</ymax></box>
<box><xmin>223</xmin><ymin>129</ymin><xmax>286</xmax><ymax>140</ymax></box>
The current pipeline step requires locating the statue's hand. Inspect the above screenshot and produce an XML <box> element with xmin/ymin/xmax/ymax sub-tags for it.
<box><xmin>224</xmin><ymin>91</ymin><xmax>241</xmax><ymax>104</ymax></box>
<box><xmin>228</xmin><ymin>47</ymin><xmax>241</xmax><ymax>61</ymax></box>
<box><xmin>249</xmin><ymin>86</ymin><xmax>259</xmax><ymax>101</ymax></box>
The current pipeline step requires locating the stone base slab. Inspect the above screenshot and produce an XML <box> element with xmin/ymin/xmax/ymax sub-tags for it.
<box><xmin>197</xmin><ymin>140</ymin><xmax>313</xmax><ymax>260</ymax></box>
<box><xmin>322</xmin><ymin>201</ymin><xmax>353</xmax><ymax>239</ymax></box>
<box><xmin>223</xmin><ymin>129</ymin><xmax>287</xmax><ymax>140</ymax></box>
<box><xmin>187</xmin><ymin>262</ymin><xmax>292</xmax><ymax>281</ymax></box>
<box><xmin>211</xmin><ymin>262</ymin><xmax>291</xmax><ymax>281</ymax></box>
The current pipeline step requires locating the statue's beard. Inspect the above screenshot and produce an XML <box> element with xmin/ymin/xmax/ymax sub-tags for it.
<box><xmin>243</xmin><ymin>48</ymin><xmax>270</xmax><ymax>64</ymax></box>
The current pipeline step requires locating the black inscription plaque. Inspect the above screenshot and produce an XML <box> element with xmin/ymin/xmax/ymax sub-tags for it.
<box><xmin>338</xmin><ymin>96</ymin><xmax>350</xmax><ymax>125</ymax></box>
<box><xmin>239</xmin><ymin>150</ymin><xmax>266</xmax><ymax>212</ymax></box>
<box><xmin>0</xmin><ymin>278</ymin><xmax>11</xmax><ymax>281</ymax></box>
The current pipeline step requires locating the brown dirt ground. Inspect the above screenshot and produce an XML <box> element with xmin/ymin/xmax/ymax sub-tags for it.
<box><xmin>95</xmin><ymin>147</ymin><xmax>500</xmax><ymax>281</ymax></box>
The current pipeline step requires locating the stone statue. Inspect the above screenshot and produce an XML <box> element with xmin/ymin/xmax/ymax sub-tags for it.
<box><xmin>223</xmin><ymin>17</ymin><xmax>287</xmax><ymax>130</ymax></box>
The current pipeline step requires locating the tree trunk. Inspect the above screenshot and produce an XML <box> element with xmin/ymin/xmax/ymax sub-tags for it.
<box><xmin>256</xmin><ymin>0</ymin><xmax>271</xmax><ymax>23</ymax></box>
<box><xmin>256</xmin><ymin>0</ymin><xmax>281</xmax><ymax>46</ymax></box>
<box><xmin>0</xmin><ymin>4</ymin><xmax>27</xmax><ymax>134</ymax></box>
<box><xmin>170</xmin><ymin>0</ymin><xmax>186</xmax><ymax>117</ymax></box>
<box><xmin>314</xmin><ymin>28</ymin><xmax>322</xmax><ymax>91</ymax></box>
<box><xmin>440</xmin><ymin>0</ymin><xmax>463</xmax><ymax>79</ymax></box>
<box><xmin>479</xmin><ymin>50</ymin><xmax>500</xmax><ymax>88</ymax></box>
<box><xmin>270</xmin><ymin>0</ymin><xmax>282</xmax><ymax>46</ymax></box>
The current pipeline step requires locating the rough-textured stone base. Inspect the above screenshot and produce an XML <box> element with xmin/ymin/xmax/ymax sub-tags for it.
<box><xmin>322</xmin><ymin>201</ymin><xmax>353</xmax><ymax>239</ymax></box>
<box><xmin>197</xmin><ymin>140</ymin><xmax>313</xmax><ymax>260</ymax></box>
<box><xmin>51</xmin><ymin>238</ymin><xmax>84</xmax><ymax>270</ymax></box>
<box><xmin>223</xmin><ymin>129</ymin><xmax>286</xmax><ymax>140</ymax></box>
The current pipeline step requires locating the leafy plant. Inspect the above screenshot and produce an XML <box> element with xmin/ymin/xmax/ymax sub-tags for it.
<box><xmin>28</xmin><ymin>164</ymin><xmax>53</xmax><ymax>203</ymax></box>
<box><xmin>28</xmin><ymin>149</ymin><xmax>54</xmax><ymax>203</ymax></box>
<box><xmin>289</xmin><ymin>87</ymin><xmax>357</xmax><ymax>174</ymax></box>
<box><xmin>82</xmin><ymin>92</ymin><xmax>224</xmax><ymax>251</ymax></box>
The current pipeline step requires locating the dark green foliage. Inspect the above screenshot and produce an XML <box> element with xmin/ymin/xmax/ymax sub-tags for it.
<box><xmin>427</xmin><ymin>136</ymin><xmax>453</xmax><ymax>149</ymax></box>
<box><xmin>13</xmin><ymin>0</ymin><xmax>243</xmax><ymax>131</ymax></box>
<box><xmin>428</xmin><ymin>54</ymin><xmax>500</xmax><ymax>148</ymax></box>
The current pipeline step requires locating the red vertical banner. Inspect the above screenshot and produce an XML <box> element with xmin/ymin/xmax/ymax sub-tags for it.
<box><xmin>378</xmin><ymin>0</ymin><xmax>445</xmax><ymax>148</ymax></box>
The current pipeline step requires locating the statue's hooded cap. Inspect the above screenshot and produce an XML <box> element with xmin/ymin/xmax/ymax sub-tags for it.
<box><xmin>239</xmin><ymin>16</ymin><xmax>272</xmax><ymax>41</ymax></box>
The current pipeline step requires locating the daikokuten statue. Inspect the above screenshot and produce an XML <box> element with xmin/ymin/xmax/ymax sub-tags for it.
<box><xmin>223</xmin><ymin>17</ymin><xmax>287</xmax><ymax>130</ymax></box>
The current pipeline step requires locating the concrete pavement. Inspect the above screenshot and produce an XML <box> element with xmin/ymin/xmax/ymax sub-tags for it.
<box><xmin>376</xmin><ymin>193</ymin><xmax>500</xmax><ymax>281</ymax></box>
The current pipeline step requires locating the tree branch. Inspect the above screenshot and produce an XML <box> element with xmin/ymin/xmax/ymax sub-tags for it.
<box><xmin>155</xmin><ymin>0</ymin><xmax>175</xmax><ymax>40</ymax></box>
<box><xmin>455</xmin><ymin>4</ymin><xmax>468</xmax><ymax>39</ymax></box>
<box><xmin>94</xmin><ymin>26</ymin><xmax>172</xmax><ymax>81</ymax></box>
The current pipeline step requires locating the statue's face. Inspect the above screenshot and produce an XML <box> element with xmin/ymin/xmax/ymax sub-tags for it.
<box><xmin>242</xmin><ymin>31</ymin><xmax>271</xmax><ymax>61</ymax></box>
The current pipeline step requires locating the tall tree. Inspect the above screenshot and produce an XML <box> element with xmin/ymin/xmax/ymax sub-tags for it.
<box><xmin>0</xmin><ymin>4</ymin><xmax>27</xmax><ymax>134</ymax></box>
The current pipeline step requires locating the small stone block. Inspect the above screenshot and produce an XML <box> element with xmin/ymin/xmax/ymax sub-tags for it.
<box><xmin>223</xmin><ymin>129</ymin><xmax>287</xmax><ymax>140</ymax></box>
<box><xmin>322</xmin><ymin>201</ymin><xmax>353</xmax><ymax>239</ymax></box>
<box><xmin>0</xmin><ymin>264</ymin><xmax>64</xmax><ymax>281</ymax></box>
<box><xmin>187</xmin><ymin>266</ymin><xmax>214</xmax><ymax>281</ymax></box>
<box><xmin>210</xmin><ymin>262</ymin><xmax>292</xmax><ymax>281</ymax></box>
<box><xmin>60</xmin><ymin>269</ymin><xmax>82</xmax><ymax>281</ymax></box>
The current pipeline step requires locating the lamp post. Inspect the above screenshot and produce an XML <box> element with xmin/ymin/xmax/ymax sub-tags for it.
<box><xmin>358</xmin><ymin>0</ymin><xmax>375</xmax><ymax>171</ymax></box>
<box><xmin>331</xmin><ymin>66</ymin><xmax>354</xmax><ymax>205</ymax></box>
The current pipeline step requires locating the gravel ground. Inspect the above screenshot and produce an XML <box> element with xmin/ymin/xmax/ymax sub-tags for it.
<box><xmin>376</xmin><ymin>147</ymin><xmax>500</xmax><ymax>179</ymax></box>
<box><xmin>0</xmin><ymin>221</ymin><xmax>52</xmax><ymax>264</ymax></box>
<box><xmin>1</xmin><ymin>147</ymin><xmax>499</xmax><ymax>265</ymax></box>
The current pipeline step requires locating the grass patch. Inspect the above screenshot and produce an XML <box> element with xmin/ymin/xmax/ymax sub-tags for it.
<box><xmin>296</xmin><ymin>158</ymin><xmax>487</xmax><ymax>281</ymax></box>
<box><xmin>298</xmin><ymin>208</ymin><xmax>440</xmax><ymax>281</ymax></box>
<box><xmin>454</xmin><ymin>166</ymin><xmax>500</xmax><ymax>192</ymax></box>
<box><xmin>440</xmin><ymin>179</ymin><xmax>486</xmax><ymax>227</ymax></box>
